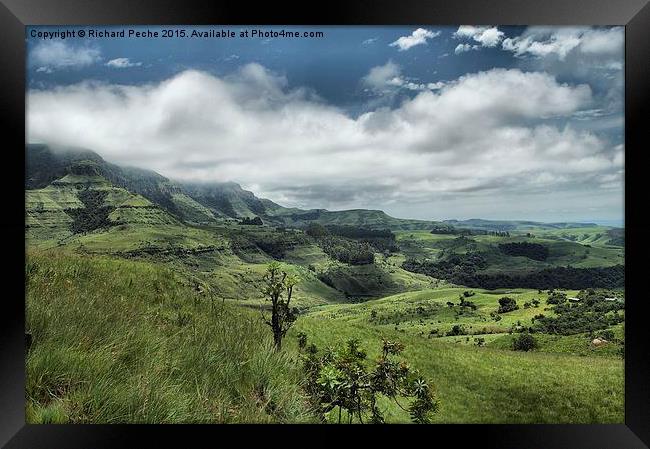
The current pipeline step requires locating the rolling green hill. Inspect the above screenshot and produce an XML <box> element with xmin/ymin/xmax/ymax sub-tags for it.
<box><xmin>396</xmin><ymin>231</ymin><xmax>624</xmax><ymax>272</ymax></box>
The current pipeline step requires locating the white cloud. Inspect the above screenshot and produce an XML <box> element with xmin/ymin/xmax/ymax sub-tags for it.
<box><xmin>27</xmin><ymin>65</ymin><xmax>621</xmax><ymax>216</ymax></box>
<box><xmin>362</xmin><ymin>37</ymin><xmax>378</xmax><ymax>45</ymax></box>
<box><xmin>454</xmin><ymin>43</ymin><xmax>474</xmax><ymax>54</ymax></box>
<box><xmin>361</xmin><ymin>60</ymin><xmax>401</xmax><ymax>91</ymax></box>
<box><xmin>390</xmin><ymin>28</ymin><xmax>441</xmax><ymax>51</ymax></box>
<box><xmin>502</xmin><ymin>27</ymin><xmax>624</xmax><ymax>61</ymax></box>
<box><xmin>362</xmin><ymin>61</ymin><xmax>446</xmax><ymax>93</ymax></box>
<box><xmin>106</xmin><ymin>58</ymin><xmax>142</xmax><ymax>68</ymax></box>
<box><xmin>454</xmin><ymin>26</ymin><xmax>504</xmax><ymax>48</ymax></box>
<box><xmin>30</xmin><ymin>41</ymin><xmax>101</xmax><ymax>70</ymax></box>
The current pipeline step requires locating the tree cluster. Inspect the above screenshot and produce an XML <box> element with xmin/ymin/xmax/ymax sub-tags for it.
<box><xmin>65</xmin><ymin>189</ymin><xmax>115</xmax><ymax>234</ymax></box>
<box><xmin>317</xmin><ymin>237</ymin><xmax>375</xmax><ymax>265</ymax></box>
<box><xmin>498</xmin><ymin>242</ymin><xmax>549</xmax><ymax>261</ymax></box>
<box><xmin>533</xmin><ymin>289</ymin><xmax>624</xmax><ymax>335</ymax></box>
<box><xmin>402</xmin><ymin>257</ymin><xmax>624</xmax><ymax>290</ymax></box>
<box><xmin>240</xmin><ymin>216</ymin><xmax>263</xmax><ymax>225</ymax></box>
<box><xmin>306</xmin><ymin>223</ymin><xmax>398</xmax><ymax>259</ymax></box>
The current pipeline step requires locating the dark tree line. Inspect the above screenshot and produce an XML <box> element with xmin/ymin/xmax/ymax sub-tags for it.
<box><xmin>402</xmin><ymin>256</ymin><xmax>624</xmax><ymax>290</ymax></box>
<box><xmin>499</xmin><ymin>242</ymin><xmax>549</xmax><ymax>261</ymax></box>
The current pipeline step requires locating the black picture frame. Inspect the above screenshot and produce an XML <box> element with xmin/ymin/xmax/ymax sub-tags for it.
<box><xmin>2</xmin><ymin>0</ymin><xmax>649</xmax><ymax>447</ymax></box>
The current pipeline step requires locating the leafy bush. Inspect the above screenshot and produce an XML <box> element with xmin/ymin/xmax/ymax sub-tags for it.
<box><xmin>512</xmin><ymin>333</ymin><xmax>538</xmax><ymax>351</ymax></box>
<box><xmin>497</xmin><ymin>297</ymin><xmax>518</xmax><ymax>314</ymax></box>
<box><xmin>446</xmin><ymin>324</ymin><xmax>467</xmax><ymax>336</ymax></box>
<box><xmin>547</xmin><ymin>292</ymin><xmax>567</xmax><ymax>305</ymax></box>
<box><xmin>298</xmin><ymin>336</ymin><xmax>439</xmax><ymax>423</ymax></box>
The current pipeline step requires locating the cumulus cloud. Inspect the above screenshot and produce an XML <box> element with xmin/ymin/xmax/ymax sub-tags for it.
<box><xmin>390</xmin><ymin>28</ymin><xmax>441</xmax><ymax>51</ymax></box>
<box><xmin>502</xmin><ymin>26</ymin><xmax>624</xmax><ymax>61</ymax></box>
<box><xmin>361</xmin><ymin>60</ymin><xmax>401</xmax><ymax>91</ymax></box>
<box><xmin>362</xmin><ymin>61</ymin><xmax>446</xmax><ymax>93</ymax></box>
<box><xmin>106</xmin><ymin>57</ymin><xmax>142</xmax><ymax>68</ymax></box>
<box><xmin>454</xmin><ymin>26</ymin><xmax>505</xmax><ymax>49</ymax></box>
<box><xmin>454</xmin><ymin>43</ymin><xmax>474</xmax><ymax>54</ymax></box>
<box><xmin>29</xmin><ymin>41</ymin><xmax>101</xmax><ymax>70</ymax></box>
<box><xmin>27</xmin><ymin>64</ymin><xmax>622</xmax><ymax>218</ymax></box>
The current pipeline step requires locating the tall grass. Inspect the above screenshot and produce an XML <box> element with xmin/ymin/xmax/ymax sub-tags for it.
<box><xmin>26</xmin><ymin>250</ymin><xmax>313</xmax><ymax>423</ymax></box>
<box><xmin>291</xmin><ymin>318</ymin><xmax>624</xmax><ymax>423</ymax></box>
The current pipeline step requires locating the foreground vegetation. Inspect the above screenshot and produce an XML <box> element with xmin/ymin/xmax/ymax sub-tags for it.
<box><xmin>291</xmin><ymin>315</ymin><xmax>623</xmax><ymax>423</ymax></box>
<box><xmin>26</xmin><ymin>251</ymin><xmax>312</xmax><ymax>423</ymax></box>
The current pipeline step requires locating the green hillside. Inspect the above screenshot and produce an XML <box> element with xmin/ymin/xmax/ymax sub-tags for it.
<box><xmin>26</xmin><ymin>251</ymin><xmax>312</xmax><ymax>423</ymax></box>
<box><xmin>26</xmin><ymin>163</ymin><xmax>183</xmax><ymax>247</ymax></box>
<box><xmin>396</xmin><ymin>231</ymin><xmax>624</xmax><ymax>273</ymax></box>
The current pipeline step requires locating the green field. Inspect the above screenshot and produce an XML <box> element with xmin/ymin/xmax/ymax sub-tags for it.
<box><xmin>24</xmin><ymin>149</ymin><xmax>625</xmax><ymax>424</ymax></box>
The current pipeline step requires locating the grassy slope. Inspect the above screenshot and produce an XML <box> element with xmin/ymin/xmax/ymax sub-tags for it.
<box><xmin>291</xmin><ymin>288</ymin><xmax>624</xmax><ymax>423</ymax></box>
<box><xmin>531</xmin><ymin>226</ymin><xmax>622</xmax><ymax>246</ymax></box>
<box><xmin>26</xmin><ymin>251</ymin><xmax>313</xmax><ymax>423</ymax></box>
<box><xmin>395</xmin><ymin>231</ymin><xmax>624</xmax><ymax>272</ymax></box>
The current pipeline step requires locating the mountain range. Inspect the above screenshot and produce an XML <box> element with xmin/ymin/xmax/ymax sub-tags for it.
<box><xmin>25</xmin><ymin>144</ymin><xmax>612</xmax><ymax>233</ymax></box>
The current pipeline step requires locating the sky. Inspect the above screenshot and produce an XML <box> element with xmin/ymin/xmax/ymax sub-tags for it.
<box><xmin>25</xmin><ymin>25</ymin><xmax>624</xmax><ymax>224</ymax></box>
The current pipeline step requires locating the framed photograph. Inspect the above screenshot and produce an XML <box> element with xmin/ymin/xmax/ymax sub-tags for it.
<box><xmin>2</xmin><ymin>0</ymin><xmax>649</xmax><ymax>447</ymax></box>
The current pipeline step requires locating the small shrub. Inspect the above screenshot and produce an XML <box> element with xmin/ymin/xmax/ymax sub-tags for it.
<box><xmin>512</xmin><ymin>333</ymin><xmax>538</xmax><ymax>352</ymax></box>
<box><xmin>497</xmin><ymin>297</ymin><xmax>518</xmax><ymax>314</ymax></box>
